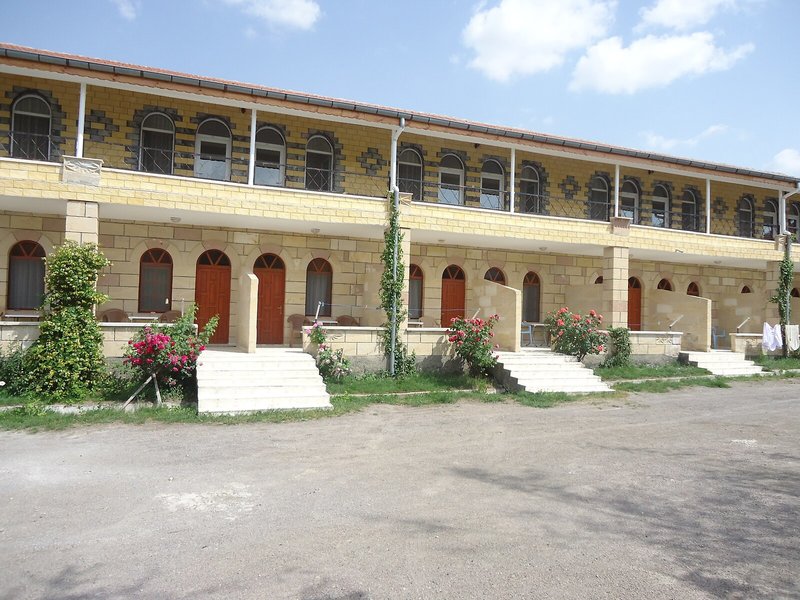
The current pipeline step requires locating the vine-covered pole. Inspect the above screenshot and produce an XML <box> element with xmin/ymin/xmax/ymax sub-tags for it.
<box><xmin>388</xmin><ymin>117</ymin><xmax>406</xmax><ymax>375</ymax></box>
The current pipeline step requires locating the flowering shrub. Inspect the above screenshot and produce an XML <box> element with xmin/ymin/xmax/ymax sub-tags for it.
<box><xmin>304</xmin><ymin>322</ymin><xmax>351</xmax><ymax>382</ymax></box>
<box><xmin>447</xmin><ymin>314</ymin><xmax>500</xmax><ymax>377</ymax></box>
<box><xmin>123</xmin><ymin>306</ymin><xmax>216</xmax><ymax>389</ymax></box>
<box><xmin>545</xmin><ymin>307</ymin><xmax>605</xmax><ymax>361</ymax></box>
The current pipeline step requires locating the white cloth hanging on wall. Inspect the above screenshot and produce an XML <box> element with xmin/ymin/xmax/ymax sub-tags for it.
<box><xmin>787</xmin><ymin>325</ymin><xmax>800</xmax><ymax>351</ymax></box>
<box><xmin>763</xmin><ymin>322</ymin><xmax>775</xmax><ymax>352</ymax></box>
<box><xmin>773</xmin><ymin>323</ymin><xmax>783</xmax><ymax>350</ymax></box>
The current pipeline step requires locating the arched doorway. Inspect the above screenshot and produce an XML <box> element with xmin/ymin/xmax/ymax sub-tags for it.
<box><xmin>628</xmin><ymin>276</ymin><xmax>642</xmax><ymax>331</ymax></box>
<box><xmin>523</xmin><ymin>272</ymin><xmax>541</xmax><ymax>322</ymax></box>
<box><xmin>254</xmin><ymin>253</ymin><xmax>285</xmax><ymax>344</ymax></box>
<box><xmin>441</xmin><ymin>265</ymin><xmax>465</xmax><ymax>325</ymax></box>
<box><xmin>195</xmin><ymin>249</ymin><xmax>231</xmax><ymax>344</ymax></box>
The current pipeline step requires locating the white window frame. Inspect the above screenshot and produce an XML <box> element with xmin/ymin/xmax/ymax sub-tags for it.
<box><xmin>763</xmin><ymin>199</ymin><xmax>778</xmax><ymax>240</ymax></box>
<box><xmin>439</xmin><ymin>154</ymin><xmax>464</xmax><ymax>205</ymax></box>
<box><xmin>519</xmin><ymin>165</ymin><xmax>541</xmax><ymax>213</ymax></box>
<box><xmin>194</xmin><ymin>118</ymin><xmax>231</xmax><ymax>181</ymax></box>
<box><xmin>738</xmin><ymin>196</ymin><xmax>754</xmax><ymax>238</ymax></box>
<box><xmin>398</xmin><ymin>148</ymin><xmax>423</xmax><ymax>201</ymax></box>
<box><xmin>480</xmin><ymin>159</ymin><xmax>504</xmax><ymax>210</ymax></box>
<box><xmin>254</xmin><ymin>126</ymin><xmax>286</xmax><ymax>187</ymax></box>
<box><xmin>11</xmin><ymin>94</ymin><xmax>52</xmax><ymax>160</ymax></box>
<box><xmin>651</xmin><ymin>184</ymin><xmax>670</xmax><ymax>228</ymax></box>
<box><xmin>682</xmin><ymin>190</ymin><xmax>698</xmax><ymax>231</ymax></box>
<box><xmin>139</xmin><ymin>112</ymin><xmax>175</xmax><ymax>174</ymax></box>
<box><xmin>305</xmin><ymin>135</ymin><xmax>334</xmax><ymax>191</ymax></box>
<box><xmin>788</xmin><ymin>202</ymin><xmax>800</xmax><ymax>236</ymax></box>
<box><xmin>589</xmin><ymin>176</ymin><xmax>610</xmax><ymax>221</ymax></box>
<box><xmin>620</xmin><ymin>179</ymin><xmax>639</xmax><ymax>223</ymax></box>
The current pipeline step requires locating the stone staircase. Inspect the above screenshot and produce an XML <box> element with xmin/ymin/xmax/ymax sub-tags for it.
<box><xmin>197</xmin><ymin>348</ymin><xmax>331</xmax><ymax>414</ymax></box>
<box><xmin>495</xmin><ymin>348</ymin><xmax>612</xmax><ymax>394</ymax></box>
<box><xmin>679</xmin><ymin>350</ymin><xmax>765</xmax><ymax>376</ymax></box>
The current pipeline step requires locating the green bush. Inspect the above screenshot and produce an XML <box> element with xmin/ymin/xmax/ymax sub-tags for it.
<box><xmin>447</xmin><ymin>314</ymin><xmax>500</xmax><ymax>377</ymax></box>
<box><xmin>602</xmin><ymin>327</ymin><xmax>632</xmax><ymax>368</ymax></box>
<box><xmin>305</xmin><ymin>322</ymin><xmax>352</xmax><ymax>382</ymax></box>
<box><xmin>0</xmin><ymin>344</ymin><xmax>28</xmax><ymax>396</ymax></box>
<box><xmin>23</xmin><ymin>242</ymin><xmax>110</xmax><ymax>402</ymax></box>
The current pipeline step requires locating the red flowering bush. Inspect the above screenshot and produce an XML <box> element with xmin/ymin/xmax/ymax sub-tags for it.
<box><xmin>123</xmin><ymin>305</ymin><xmax>216</xmax><ymax>388</ymax></box>
<box><xmin>447</xmin><ymin>314</ymin><xmax>500</xmax><ymax>377</ymax></box>
<box><xmin>544</xmin><ymin>307</ymin><xmax>605</xmax><ymax>361</ymax></box>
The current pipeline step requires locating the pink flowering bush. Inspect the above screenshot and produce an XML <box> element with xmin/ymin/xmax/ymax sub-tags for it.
<box><xmin>123</xmin><ymin>305</ymin><xmax>217</xmax><ymax>389</ymax></box>
<box><xmin>304</xmin><ymin>322</ymin><xmax>352</xmax><ymax>382</ymax></box>
<box><xmin>447</xmin><ymin>314</ymin><xmax>500</xmax><ymax>377</ymax></box>
<box><xmin>544</xmin><ymin>307</ymin><xmax>605</xmax><ymax>361</ymax></box>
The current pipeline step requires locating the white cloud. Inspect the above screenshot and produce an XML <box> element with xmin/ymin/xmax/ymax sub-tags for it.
<box><xmin>222</xmin><ymin>0</ymin><xmax>321</xmax><ymax>30</ymax></box>
<box><xmin>642</xmin><ymin>124</ymin><xmax>728</xmax><ymax>152</ymax></box>
<box><xmin>462</xmin><ymin>0</ymin><xmax>617</xmax><ymax>82</ymax></box>
<box><xmin>111</xmin><ymin>0</ymin><xmax>139</xmax><ymax>20</ymax></box>
<box><xmin>638</xmin><ymin>0</ymin><xmax>738</xmax><ymax>30</ymax></box>
<box><xmin>570</xmin><ymin>33</ymin><xmax>753</xmax><ymax>94</ymax></box>
<box><xmin>772</xmin><ymin>149</ymin><xmax>800</xmax><ymax>176</ymax></box>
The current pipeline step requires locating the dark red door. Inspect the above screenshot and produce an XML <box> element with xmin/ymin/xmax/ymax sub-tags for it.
<box><xmin>441</xmin><ymin>265</ymin><xmax>466</xmax><ymax>326</ymax></box>
<box><xmin>195</xmin><ymin>250</ymin><xmax>231</xmax><ymax>344</ymax></box>
<box><xmin>254</xmin><ymin>253</ymin><xmax>285</xmax><ymax>344</ymax></box>
<box><xmin>628</xmin><ymin>277</ymin><xmax>642</xmax><ymax>331</ymax></box>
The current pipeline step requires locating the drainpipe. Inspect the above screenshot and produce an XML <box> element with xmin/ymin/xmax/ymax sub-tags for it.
<box><xmin>388</xmin><ymin>117</ymin><xmax>407</xmax><ymax>375</ymax></box>
<box><xmin>75</xmin><ymin>82</ymin><xmax>86</xmax><ymax>158</ymax></box>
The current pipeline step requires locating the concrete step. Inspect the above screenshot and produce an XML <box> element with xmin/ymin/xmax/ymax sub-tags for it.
<box><xmin>197</xmin><ymin>348</ymin><xmax>331</xmax><ymax>413</ymax></box>
<box><xmin>678</xmin><ymin>351</ymin><xmax>764</xmax><ymax>377</ymax></box>
<box><xmin>495</xmin><ymin>348</ymin><xmax>612</xmax><ymax>394</ymax></box>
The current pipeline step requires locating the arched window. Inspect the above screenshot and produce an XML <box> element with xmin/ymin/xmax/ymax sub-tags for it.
<box><xmin>589</xmin><ymin>176</ymin><xmax>610</xmax><ymax>221</ymax></box>
<box><xmin>519</xmin><ymin>165</ymin><xmax>542</xmax><ymax>214</ymax></box>
<box><xmin>594</xmin><ymin>276</ymin><xmax>604</xmax><ymax>284</ymax></box>
<box><xmin>791</xmin><ymin>288</ymin><xmax>799</xmax><ymax>298</ymax></box>
<box><xmin>306</xmin><ymin>258</ymin><xmax>333</xmax><ymax>316</ymax></box>
<box><xmin>523</xmin><ymin>272</ymin><xmax>541</xmax><ymax>322</ymax></box>
<box><xmin>409</xmin><ymin>264</ymin><xmax>423</xmax><ymax>319</ymax></box>
<box><xmin>763</xmin><ymin>199</ymin><xmax>778</xmax><ymax>240</ymax></box>
<box><xmin>139</xmin><ymin>248</ymin><xmax>173</xmax><ymax>313</ymax></box>
<box><xmin>738</xmin><ymin>196</ymin><xmax>754</xmax><ymax>238</ymax></box>
<box><xmin>398</xmin><ymin>148</ymin><xmax>423</xmax><ymax>201</ymax></box>
<box><xmin>254</xmin><ymin>127</ymin><xmax>285</xmax><ymax>186</ymax></box>
<box><xmin>7</xmin><ymin>240</ymin><xmax>45</xmax><ymax>310</ymax></box>
<box><xmin>140</xmin><ymin>112</ymin><xmax>174</xmax><ymax>174</ymax></box>
<box><xmin>480</xmin><ymin>160</ymin><xmax>504</xmax><ymax>210</ymax></box>
<box><xmin>305</xmin><ymin>136</ymin><xmax>333</xmax><ymax>191</ymax></box>
<box><xmin>788</xmin><ymin>202</ymin><xmax>800</xmax><ymax>236</ymax></box>
<box><xmin>620</xmin><ymin>179</ymin><xmax>639</xmax><ymax>224</ymax></box>
<box><xmin>687</xmin><ymin>282</ymin><xmax>700</xmax><ymax>297</ymax></box>
<box><xmin>195</xmin><ymin>119</ymin><xmax>231</xmax><ymax>181</ymax></box>
<box><xmin>681</xmin><ymin>190</ymin><xmax>699</xmax><ymax>232</ymax></box>
<box><xmin>652</xmin><ymin>185</ymin><xmax>670</xmax><ymax>228</ymax></box>
<box><xmin>657</xmin><ymin>278</ymin><xmax>673</xmax><ymax>291</ymax></box>
<box><xmin>11</xmin><ymin>94</ymin><xmax>51</xmax><ymax>160</ymax></box>
<box><xmin>439</xmin><ymin>154</ymin><xmax>464</xmax><ymax>205</ymax></box>
<box><xmin>741</xmin><ymin>285</ymin><xmax>752</xmax><ymax>294</ymax></box>
<box><xmin>484</xmin><ymin>267</ymin><xmax>506</xmax><ymax>285</ymax></box>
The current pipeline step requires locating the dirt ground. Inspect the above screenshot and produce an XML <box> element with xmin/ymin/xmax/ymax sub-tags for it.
<box><xmin>0</xmin><ymin>380</ymin><xmax>798</xmax><ymax>599</ymax></box>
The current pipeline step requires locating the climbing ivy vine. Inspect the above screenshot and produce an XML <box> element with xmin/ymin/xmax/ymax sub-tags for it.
<box><xmin>379</xmin><ymin>194</ymin><xmax>416</xmax><ymax>376</ymax></box>
<box><xmin>769</xmin><ymin>234</ymin><xmax>795</xmax><ymax>358</ymax></box>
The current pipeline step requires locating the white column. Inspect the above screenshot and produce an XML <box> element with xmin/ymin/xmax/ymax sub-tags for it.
<box><xmin>705</xmin><ymin>178</ymin><xmax>711</xmax><ymax>233</ymax></box>
<box><xmin>613</xmin><ymin>163</ymin><xmax>620</xmax><ymax>217</ymax></box>
<box><xmin>779</xmin><ymin>189</ymin><xmax>787</xmax><ymax>234</ymax></box>
<box><xmin>247</xmin><ymin>108</ymin><xmax>257</xmax><ymax>186</ymax></box>
<box><xmin>509</xmin><ymin>147</ymin><xmax>516</xmax><ymax>213</ymax></box>
<box><xmin>75</xmin><ymin>82</ymin><xmax>86</xmax><ymax>158</ymax></box>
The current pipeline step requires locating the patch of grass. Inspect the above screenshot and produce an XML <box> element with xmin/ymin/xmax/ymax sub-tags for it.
<box><xmin>0</xmin><ymin>390</ymin><xmax>26</xmax><ymax>407</ymax></box>
<box><xmin>596</xmin><ymin>363</ymin><xmax>709</xmax><ymax>380</ymax></box>
<box><xmin>326</xmin><ymin>371</ymin><xmax>484</xmax><ymax>395</ymax></box>
<box><xmin>754</xmin><ymin>356</ymin><xmax>800</xmax><ymax>371</ymax></box>
<box><xmin>513</xmin><ymin>391</ymin><xmax>576</xmax><ymax>408</ymax></box>
<box><xmin>613</xmin><ymin>377</ymin><xmax>730</xmax><ymax>393</ymax></box>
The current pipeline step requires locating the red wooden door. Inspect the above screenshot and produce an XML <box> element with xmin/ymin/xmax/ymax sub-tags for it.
<box><xmin>255</xmin><ymin>254</ymin><xmax>285</xmax><ymax>344</ymax></box>
<box><xmin>628</xmin><ymin>277</ymin><xmax>642</xmax><ymax>331</ymax></box>
<box><xmin>195</xmin><ymin>250</ymin><xmax>231</xmax><ymax>344</ymax></box>
<box><xmin>441</xmin><ymin>265</ymin><xmax>466</xmax><ymax>326</ymax></box>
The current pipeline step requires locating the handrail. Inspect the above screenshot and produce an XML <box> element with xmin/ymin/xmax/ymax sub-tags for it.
<box><xmin>668</xmin><ymin>314</ymin><xmax>684</xmax><ymax>330</ymax></box>
<box><xmin>736</xmin><ymin>316</ymin><xmax>750</xmax><ymax>332</ymax></box>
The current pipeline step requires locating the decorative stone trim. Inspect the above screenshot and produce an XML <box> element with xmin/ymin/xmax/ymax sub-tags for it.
<box><xmin>61</xmin><ymin>155</ymin><xmax>103</xmax><ymax>186</ymax></box>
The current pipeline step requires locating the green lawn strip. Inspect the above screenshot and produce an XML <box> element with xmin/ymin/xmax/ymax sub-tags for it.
<box><xmin>596</xmin><ymin>364</ymin><xmax>710</xmax><ymax>380</ymax></box>
<box><xmin>325</xmin><ymin>372</ymin><xmax>485</xmax><ymax>395</ymax></box>
<box><xmin>753</xmin><ymin>356</ymin><xmax>800</xmax><ymax>371</ymax></box>
<box><xmin>613</xmin><ymin>377</ymin><xmax>730</xmax><ymax>393</ymax></box>
<box><xmin>0</xmin><ymin>391</ymin><xmax>26</xmax><ymax>407</ymax></box>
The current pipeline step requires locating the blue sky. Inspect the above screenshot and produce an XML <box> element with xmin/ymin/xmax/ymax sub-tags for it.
<box><xmin>5</xmin><ymin>0</ymin><xmax>800</xmax><ymax>176</ymax></box>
